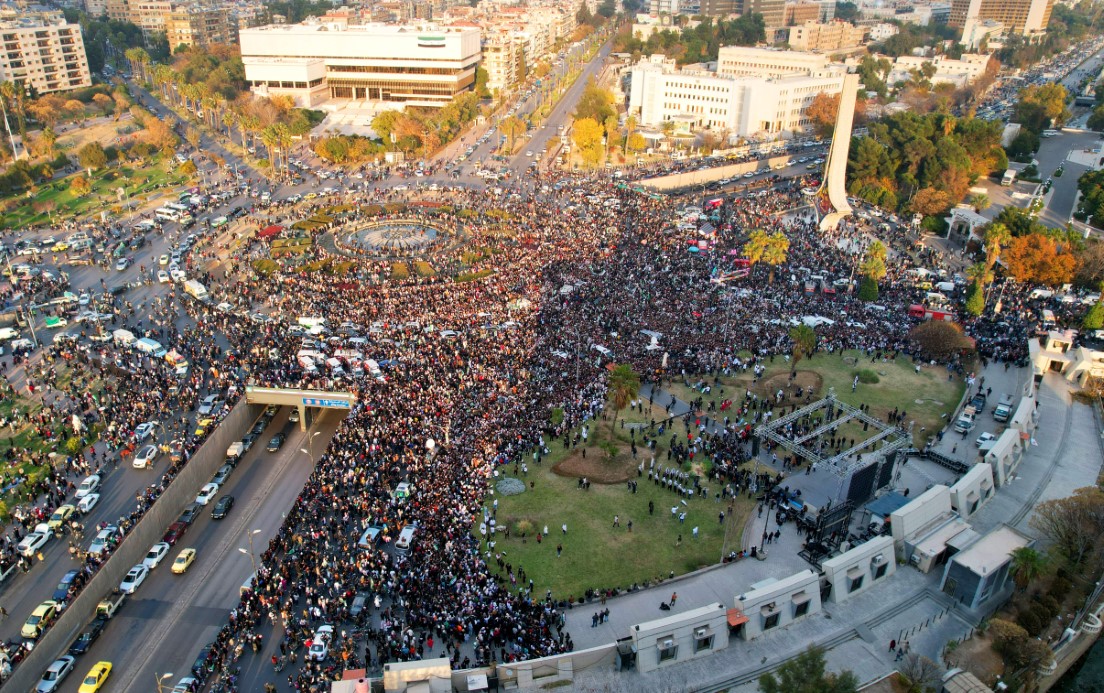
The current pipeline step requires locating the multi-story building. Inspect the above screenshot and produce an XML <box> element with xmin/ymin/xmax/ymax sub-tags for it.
<box><xmin>700</xmin><ymin>0</ymin><xmax>785</xmax><ymax>27</ymax></box>
<box><xmin>84</xmin><ymin>0</ymin><xmax>109</xmax><ymax>16</ymax></box>
<box><xmin>165</xmin><ymin>5</ymin><xmax>236</xmax><ymax>48</ymax></box>
<box><xmin>949</xmin><ymin>0</ymin><xmax>1052</xmax><ymax>35</ymax></box>
<box><xmin>106</xmin><ymin>0</ymin><xmax>172</xmax><ymax>35</ymax></box>
<box><xmin>960</xmin><ymin>17</ymin><xmax>1004</xmax><ymax>48</ymax></box>
<box><xmin>239</xmin><ymin>22</ymin><xmax>482</xmax><ymax>108</ymax></box>
<box><xmin>628</xmin><ymin>52</ymin><xmax>845</xmax><ymax>136</ymax></box>
<box><xmin>649</xmin><ymin>0</ymin><xmax>681</xmax><ymax>13</ymax></box>
<box><xmin>233</xmin><ymin>3</ymin><xmax>271</xmax><ymax>31</ymax></box>
<box><xmin>868</xmin><ymin>22</ymin><xmax>900</xmax><ymax>41</ymax></box>
<box><xmin>888</xmin><ymin>53</ymin><xmax>993</xmax><ymax>87</ymax></box>
<box><xmin>717</xmin><ymin>45</ymin><xmax>831</xmax><ymax>78</ymax></box>
<box><xmin>0</xmin><ymin>16</ymin><xmax>91</xmax><ymax>94</ymax></box>
<box><xmin>787</xmin><ymin>20</ymin><xmax>867</xmax><ymax>51</ymax></box>
<box><xmin>482</xmin><ymin>32</ymin><xmax>523</xmax><ymax>94</ymax></box>
<box><xmin>783</xmin><ymin>2</ymin><xmax>821</xmax><ymax>25</ymax></box>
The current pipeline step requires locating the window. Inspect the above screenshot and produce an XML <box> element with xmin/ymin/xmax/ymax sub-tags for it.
<box><xmin>794</xmin><ymin>600</ymin><xmax>810</xmax><ymax>618</ymax></box>
<box><xmin>849</xmin><ymin>575</ymin><xmax>864</xmax><ymax>593</ymax></box>
<box><xmin>657</xmin><ymin>637</ymin><xmax>678</xmax><ymax>662</ymax></box>
<box><xmin>873</xmin><ymin>562</ymin><xmax>888</xmax><ymax>580</ymax></box>
<box><xmin>763</xmin><ymin>612</ymin><xmax>781</xmax><ymax>630</ymax></box>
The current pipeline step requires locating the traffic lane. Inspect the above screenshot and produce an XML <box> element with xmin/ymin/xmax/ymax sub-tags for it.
<box><xmin>73</xmin><ymin>410</ymin><xmax>342</xmax><ymax>693</ymax></box>
<box><xmin>1035</xmin><ymin>129</ymin><xmax>1100</xmax><ymax>227</ymax></box>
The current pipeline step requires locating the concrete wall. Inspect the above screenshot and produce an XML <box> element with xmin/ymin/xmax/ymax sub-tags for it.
<box><xmin>985</xmin><ymin>428</ymin><xmax>1024</xmax><ymax>487</ymax></box>
<box><xmin>631</xmin><ymin>602</ymin><xmax>730</xmax><ymax>673</ymax></box>
<box><xmin>4</xmin><ymin>401</ymin><xmax>262</xmax><ymax>693</ymax></box>
<box><xmin>735</xmin><ymin>569</ymin><xmax>821</xmax><ymax>640</ymax></box>
<box><xmin>890</xmin><ymin>485</ymin><xmax>951</xmax><ymax>556</ymax></box>
<box><xmin>382</xmin><ymin>658</ymin><xmax>451</xmax><ymax>692</ymax></box>
<box><xmin>1010</xmin><ymin>395</ymin><xmax>1037</xmax><ymax>436</ymax></box>
<box><xmin>637</xmin><ymin>155</ymin><xmax>794</xmax><ymax>192</ymax></box>
<box><xmin>494</xmin><ymin>644</ymin><xmax>617</xmax><ymax>689</ymax></box>
<box><xmin>822</xmin><ymin>536</ymin><xmax>895</xmax><ymax>604</ymax></box>
<box><xmin>949</xmin><ymin>463</ymin><xmax>995</xmax><ymax>519</ymax></box>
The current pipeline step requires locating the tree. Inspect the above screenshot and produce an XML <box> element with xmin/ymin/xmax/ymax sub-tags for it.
<box><xmin>627</xmin><ymin>132</ymin><xmax>646</xmax><ymax>153</ymax></box>
<box><xmin>574</xmin><ymin>77</ymin><xmax>615</xmax><ymax>125</ymax></box>
<box><xmin>622</xmin><ymin>115</ymin><xmax>637</xmax><ymax>154</ymax></box>
<box><xmin>1088</xmin><ymin>104</ymin><xmax>1104</xmax><ymax>132</ymax></box>
<box><xmin>92</xmin><ymin>92</ymin><xmax>114</xmax><ymax>116</ymax></box>
<box><xmin>1003</xmin><ymin>234</ymin><xmax>1079</xmax><ymax>286</ymax></box>
<box><xmin>77</xmin><ymin>142</ymin><xmax>107</xmax><ymax>170</ymax></box>
<box><xmin>910</xmin><ymin>187</ymin><xmax>952</xmax><ymax>216</ymax></box>
<box><xmin>603</xmin><ymin>115</ymin><xmax>619</xmax><ymax>150</ymax></box>
<box><xmin>858</xmin><ymin>275</ymin><xmax>878</xmax><ymax>301</ymax></box>
<box><xmin>983</xmin><ymin>222</ymin><xmax>1011</xmax><ymax>268</ymax></box>
<box><xmin>988</xmin><ymin>618</ymin><xmax>1054</xmax><ymax>672</ymax></box>
<box><xmin>908</xmin><ymin>321</ymin><xmax>972</xmax><ymax>362</ymax></box>
<box><xmin>1009</xmin><ymin>546</ymin><xmax>1049</xmax><ymax>591</ymax></box>
<box><xmin>970</xmin><ymin>192</ymin><xmax>990</xmax><ymax>213</ymax></box>
<box><xmin>1084</xmin><ymin>298</ymin><xmax>1104</xmax><ymax>330</ymax></box>
<box><xmin>965</xmin><ymin>261</ymin><xmax>993</xmax><ymax>290</ymax></box>
<box><xmin>743</xmin><ymin>230</ymin><xmax>789</xmax><ymax>283</ymax></box>
<box><xmin>1015</xmin><ymin>83</ymin><xmax>1070</xmax><ymax>131</ymax></box>
<box><xmin>69</xmin><ymin>175</ymin><xmax>91</xmax><ymax>196</ymax></box>
<box><xmin>39</xmin><ymin>126</ymin><xmax>57</xmax><ymax>158</ymax></box>
<box><xmin>859</xmin><ymin>241</ymin><xmax>887</xmax><ymax>282</ymax></box>
<box><xmin>1030</xmin><ymin>487</ymin><xmax>1104</xmax><ymax>567</ymax></box>
<box><xmin>789</xmin><ymin>325</ymin><xmax>816</xmax><ymax>371</ymax></box>
<box><xmin>371</xmin><ymin>110</ymin><xmax>403</xmax><ymax>147</ymax></box>
<box><xmin>965</xmin><ymin>281</ymin><xmax>985</xmax><ymax>317</ymax></box>
<box><xmin>178</xmin><ymin>159</ymin><xmax>198</xmax><ymax>180</ymax></box>
<box><xmin>1006</xmin><ymin>129</ymin><xmax>1040</xmax><ymax>159</ymax></box>
<box><xmin>572</xmin><ymin>117</ymin><xmax>604</xmax><ymax>167</ymax></box>
<box><xmin>759</xmin><ymin>646</ymin><xmax>858</xmax><ymax>693</ymax></box>
<box><xmin>896</xmin><ymin>654</ymin><xmax>942</xmax><ymax>693</ymax></box>
<box><xmin>500</xmin><ymin>115</ymin><xmax>526</xmax><ymax>151</ymax></box>
<box><xmin>806</xmin><ymin>92</ymin><xmax>840</xmax><ymax>138</ymax></box>
<box><xmin>607</xmin><ymin>364</ymin><xmax>640</xmax><ymax>437</ymax></box>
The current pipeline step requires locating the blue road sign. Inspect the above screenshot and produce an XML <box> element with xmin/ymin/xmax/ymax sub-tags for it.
<box><xmin>301</xmin><ymin>397</ymin><xmax>352</xmax><ymax>408</ymax></box>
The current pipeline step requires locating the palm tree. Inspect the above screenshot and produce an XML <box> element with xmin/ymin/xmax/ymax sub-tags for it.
<box><xmin>607</xmin><ymin>364</ymin><xmax>641</xmax><ymax>437</ymax></box>
<box><xmin>261</xmin><ymin>125</ymin><xmax>279</xmax><ymax>167</ymax></box>
<box><xmin>500</xmin><ymin>115</ymin><xmax>525</xmax><ymax>152</ymax></box>
<box><xmin>789</xmin><ymin>325</ymin><xmax>816</xmax><ymax>371</ymax></box>
<box><xmin>124</xmin><ymin>47</ymin><xmax>150</xmax><ymax>83</ymax></box>
<box><xmin>622</xmin><ymin>115</ymin><xmax>637</xmax><ymax>154</ymax></box>
<box><xmin>222</xmin><ymin>110</ymin><xmax>237</xmax><ymax>144</ymax></box>
<box><xmin>983</xmin><ymin>222</ymin><xmax>1011</xmax><ymax>269</ymax></box>
<box><xmin>1010</xmin><ymin>547</ymin><xmax>1048</xmax><ymax>591</ymax></box>
<box><xmin>743</xmin><ymin>230</ymin><xmax>790</xmax><ymax>283</ymax></box>
<box><xmin>859</xmin><ymin>240</ymin><xmax>888</xmax><ymax>282</ymax></box>
<box><xmin>965</xmin><ymin>261</ymin><xmax>994</xmax><ymax>289</ymax></box>
<box><xmin>970</xmin><ymin>192</ymin><xmax>990</xmax><ymax>214</ymax></box>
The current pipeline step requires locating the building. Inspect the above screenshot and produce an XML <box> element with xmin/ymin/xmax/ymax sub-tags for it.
<box><xmin>1030</xmin><ymin>330</ymin><xmax>1104</xmax><ymax>388</ymax></box>
<box><xmin>628</xmin><ymin>52</ymin><xmax>845</xmax><ymax>137</ymax></box>
<box><xmin>649</xmin><ymin>0</ymin><xmax>681</xmax><ymax>14</ymax></box>
<box><xmin>949</xmin><ymin>0</ymin><xmax>1054</xmax><ymax>36</ymax></box>
<box><xmin>165</xmin><ymin>6</ymin><xmax>236</xmax><ymax>48</ymax></box>
<box><xmin>481</xmin><ymin>33</ymin><xmax>523</xmax><ymax>95</ymax></box>
<box><xmin>84</xmin><ymin>0</ymin><xmax>108</xmax><ymax>16</ymax></box>
<box><xmin>888</xmin><ymin>53</ymin><xmax>992</xmax><ymax>88</ymax></box>
<box><xmin>717</xmin><ymin>45</ymin><xmax>831</xmax><ymax>78</ymax></box>
<box><xmin>106</xmin><ymin>0</ymin><xmax>172</xmax><ymax>35</ymax></box>
<box><xmin>868</xmin><ymin>22</ymin><xmax>900</xmax><ymax>41</ymax></box>
<box><xmin>239</xmin><ymin>22</ymin><xmax>482</xmax><ymax>108</ymax></box>
<box><xmin>939</xmin><ymin>524</ymin><xmax>1033</xmax><ymax>612</ymax></box>
<box><xmin>961</xmin><ymin>17</ymin><xmax>1005</xmax><ymax>48</ymax></box>
<box><xmin>783</xmin><ymin>1</ymin><xmax>821</xmax><ymax>25</ymax></box>
<box><xmin>699</xmin><ymin>0</ymin><xmax>785</xmax><ymax>28</ymax></box>
<box><xmin>0</xmin><ymin>16</ymin><xmax>91</xmax><ymax>94</ymax></box>
<box><xmin>787</xmin><ymin>20</ymin><xmax>867</xmax><ymax>51</ymax></box>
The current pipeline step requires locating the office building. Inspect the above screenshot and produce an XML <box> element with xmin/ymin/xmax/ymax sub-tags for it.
<box><xmin>700</xmin><ymin>0</ymin><xmax>785</xmax><ymax>28</ymax></box>
<box><xmin>888</xmin><ymin>53</ymin><xmax>992</xmax><ymax>87</ymax></box>
<box><xmin>0</xmin><ymin>16</ymin><xmax>91</xmax><ymax>94</ymax></box>
<box><xmin>949</xmin><ymin>0</ymin><xmax>1053</xmax><ymax>35</ymax></box>
<box><xmin>106</xmin><ymin>0</ymin><xmax>172</xmax><ymax>35</ymax></box>
<box><xmin>165</xmin><ymin>6</ymin><xmax>236</xmax><ymax>48</ymax></box>
<box><xmin>787</xmin><ymin>20</ymin><xmax>867</xmax><ymax>51</ymax></box>
<box><xmin>627</xmin><ymin>52</ymin><xmax>845</xmax><ymax>136</ymax></box>
<box><xmin>240</xmin><ymin>22</ymin><xmax>481</xmax><ymax>108</ymax></box>
<box><xmin>783</xmin><ymin>2</ymin><xmax>821</xmax><ymax>25</ymax></box>
<box><xmin>717</xmin><ymin>45</ymin><xmax>832</xmax><ymax>78</ymax></box>
<box><xmin>649</xmin><ymin>0</ymin><xmax>681</xmax><ymax>14</ymax></box>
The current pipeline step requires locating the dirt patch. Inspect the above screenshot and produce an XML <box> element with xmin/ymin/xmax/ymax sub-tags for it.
<box><xmin>754</xmin><ymin>371</ymin><xmax>824</xmax><ymax>403</ymax></box>
<box><xmin>552</xmin><ymin>446</ymin><xmax>638</xmax><ymax>484</ymax></box>
<box><xmin>947</xmin><ymin>635</ymin><xmax>1004</xmax><ymax>683</ymax></box>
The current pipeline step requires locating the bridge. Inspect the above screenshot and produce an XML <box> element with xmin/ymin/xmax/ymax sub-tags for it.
<box><xmin>244</xmin><ymin>385</ymin><xmax>356</xmax><ymax>430</ymax></box>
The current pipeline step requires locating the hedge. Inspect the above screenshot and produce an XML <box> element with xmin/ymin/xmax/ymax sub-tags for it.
<box><xmin>413</xmin><ymin>261</ymin><xmax>436</xmax><ymax>277</ymax></box>
<box><xmin>253</xmin><ymin>259</ymin><xmax>279</xmax><ymax>276</ymax></box>
<box><xmin>391</xmin><ymin>262</ymin><xmax>410</xmax><ymax>280</ymax></box>
<box><xmin>456</xmin><ymin>269</ymin><xmax>495</xmax><ymax>283</ymax></box>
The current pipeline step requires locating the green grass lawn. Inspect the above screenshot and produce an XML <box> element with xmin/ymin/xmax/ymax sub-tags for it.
<box><xmin>2</xmin><ymin>159</ymin><xmax>187</xmax><ymax>227</ymax></box>
<box><xmin>478</xmin><ymin>398</ymin><xmax>754</xmax><ymax>600</ymax></box>
<box><xmin>665</xmin><ymin>350</ymin><xmax>966</xmax><ymax>448</ymax></box>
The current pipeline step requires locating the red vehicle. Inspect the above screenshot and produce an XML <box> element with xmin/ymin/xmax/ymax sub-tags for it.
<box><xmin>162</xmin><ymin>521</ymin><xmax>188</xmax><ymax>545</ymax></box>
<box><xmin>909</xmin><ymin>304</ymin><xmax>955</xmax><ymax>321</ymax></box>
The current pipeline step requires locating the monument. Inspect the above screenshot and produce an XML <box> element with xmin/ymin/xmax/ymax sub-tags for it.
<box><xmin>819</xmin><ymin>73</ymin><xmax>860</xmax><ymax>231</ymax></box>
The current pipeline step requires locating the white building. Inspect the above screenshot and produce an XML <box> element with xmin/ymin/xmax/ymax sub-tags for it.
<box><xmin>961</xmin><ymin>17</ymin><xmax>1005</xmax><ymax>49</ymax></box>
<box><xmin>717</xmin><ymin>46</ymin><xmax>833</xmax><ymax>79</ymax></box>
<box><xmin>628</xmin><ymin>51</ymin><xmax>845</xmax><ymax>138</ymax></box>
<box><xmin>649</xmin><ymin>0</ymin><xmax>681</xmax><ymax>14</ymax></box>
<box><xmin>239</xmin><ymin>22</ymin><xmax>482</xmax><ymax>108</ymax></box>
<box><xmin>0</xmin><ymin>16</ymin><xmax>91</xmax><ymax>95</ymax></box>
<box><xmin>889</xmin><ymin>53</ymin><xmax>992</xmax><ymax>88</ymax></box>
<box><xmin>868</xmin><ymin>22</ymin><xmax>900</xmax><ymax>41</ymax></box>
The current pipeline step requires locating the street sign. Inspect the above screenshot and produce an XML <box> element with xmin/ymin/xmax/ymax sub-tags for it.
<box><xmin>301</xmin><ymin>397</ymin><xmax>352</xmax><ymax>408</ymax></box>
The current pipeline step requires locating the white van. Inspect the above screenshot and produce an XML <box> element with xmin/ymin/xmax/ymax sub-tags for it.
<box><xmin>112</xmin><ymin>328</ymin><xmax>136</xmax><ymax>347</ymax></box>
<box><xmin>395</xmin><ymin>525</ymin><xmax>416</xmax><ymax>555</ymax></box>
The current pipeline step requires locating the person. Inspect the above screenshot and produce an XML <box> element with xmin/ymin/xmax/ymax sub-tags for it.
<box><xmin>670</xmin><ymin>592</ymin><xmax>678</xmax><ymax>605</ymax></box>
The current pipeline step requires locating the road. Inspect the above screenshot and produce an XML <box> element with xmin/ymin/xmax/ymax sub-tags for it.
<box><xmin>47</xmin><ymin>409</ymin><xmax>340</xmax><ymax>693</ymax></box>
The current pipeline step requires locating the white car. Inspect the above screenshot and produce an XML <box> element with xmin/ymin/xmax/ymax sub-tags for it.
<box><xmin>976</xmin><ymin>432</ymin><xmax>998</xmax><ymax>447</ymax></box>
<box><xmin>143</xmin><ymin>542</ymin><xmax>170</xmax><ymax>570</ymax></box>
<box><xmin>159</xmin><ymin>254</ymin><xmax>170</xmax><ymax>266</ymax></box>
<box><xmin>36</xmin><ymin>654</ymin><xmax>76</xmax><ymax>693</ymax></box>
<box><xmin>18</xmin><ymin>532</ymin><xmax>49</xmax><ymax>557</ymax></box>
<box><xmin>133</xmin><ymin>444</ymin><xmax>158</xmax><ymax>469</ymax></box>
<box><xmin>77</xmin><ymin>493</ymin><xmax>100</xmax><ymax>514</ymax></box>
<box><xmin>170</xmin><ymin>269</ymin><xmax>187</xmax><ymax>282</ymax></box>
<box><xmin>195</xmin><ymin>483</ymin><xmax>219</xmax><ymax>506</ymax></box>
<box><xmin>75</xmin><ymin>474</ymin><xmax>101</xmax><ymax>499</ymax></box>
<box><xmin>88</xmin><ymin>526</ymin><xmax>119</xmax><ymax>557</ymax></box>
<box><xmin>158</xmin><ymin>270</ymin><xmax>170</xmax><ymax>284</ymax></box>
<box><xmin>134</xmin><ymin>421</ymin><xmax>158</xmax><ymax>441</ymax></box>
<box><xmin>307</xmin><ymin>625</ymin><xmax>334</xmax><ymax>661</ymax></box>
<box><xmin>171</xmin><ymin>677</ymin><xmax>199</xmax><ymax>693</ymax></box>
<box><xmin>119</xmin><ymin>564</ymin><xmax>149</xmax><ymax>594</ymax></box>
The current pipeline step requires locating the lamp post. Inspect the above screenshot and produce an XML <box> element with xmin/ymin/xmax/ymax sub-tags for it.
<box><xmin>237</xmin><ymin>529</ymin><xmax>261</xmax><ymax>576</ymax></box>
<box><xmin>299</xmin><ymin>429</ymin><xmax>321</xmax><ymax>462</ymax></box>
<box><xmin>155</xmin><ymin>672</ymin><xmax>174</xmax><ymax>692</ymax></box>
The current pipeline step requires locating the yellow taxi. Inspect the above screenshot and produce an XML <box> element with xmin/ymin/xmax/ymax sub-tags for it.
<box><xmin>193</xmin><ymin>418</ymin><xmax>214</xmax><ymax>437</ymax></box>
<box><xmin>21</xmin><ymin>600</ymin><xmax>58</xmax><ymax>639</ymax></box>
<box><xmin>172</xmin><ymin>547</ymin><xmax>196</xmax><ymax>574</ymax></box>
<box><xmin>78</xmin><ymin>661</ymin><xmax>111</xmax><ymax>692</ymax></box>
<box><xmin>48</xmin><ymin>504</ymin><xmax>76</xmax><ymax>531</ymax></box>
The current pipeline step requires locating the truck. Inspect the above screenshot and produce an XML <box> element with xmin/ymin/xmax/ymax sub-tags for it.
<box><xmin>953</xmin><ymin>410</ymin><xmax>977</xmax><ymax>434</ymax></box>
<box><xmin>97</xmin><ymin>592</ymin><xmax>127</xmax><ymax>619</ymax></box>
<box><xmin>993</xmin><ymin>395</ymin><xmax>1015</xmax><ymax>422</ymax></box>
<box><xmin>1001</xmin><ymin>169</ymin><xmax>1017</xmax><ymax>186</ymax></box>
<box><xmin>969</xmin><ymin>392</ymin><xmax>988</xmax><ymax>414</ymax></box>
<box><xmin>183</xmin><ymin>280</ymin><xmax>209</xmax><ymax>303</ymax></box>
<box><xmin>226</xmin><ymin>442</ymin><xmax>244</xmax><ymax>462</ymax></box>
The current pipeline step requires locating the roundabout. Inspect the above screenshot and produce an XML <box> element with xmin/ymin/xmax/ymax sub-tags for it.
<box><xmin>328</xmin><ymin>214</ymin><xmax>469</xmax><ymax>260</ymax></box>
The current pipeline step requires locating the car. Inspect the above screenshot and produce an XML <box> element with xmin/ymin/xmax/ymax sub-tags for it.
<box><xmin>178</xmin><ymin>503</ymin><xmax>202</xmax><ymax>525</ymax></box>
<box><xmin>88</xmin><ymin>526</ymin><xmax>120</xmax><ymax>557</ymax></box>
<box><xmin>22</xmin><ymin>601</ymin><xmax>59</xmax><ymax>639</ymax></box>
<box><xmin>133</xmin><ymin>444</ymin><xmax>158</xmax><ymax>469</ymax></box>
<box><xmin>162</xmin><ymin>521</ymin><xmax>188</xmax><ymax>545</ymax></box>
<box><xmin>77</xmin><ymin>661</ymin><xmax>111</xmax><ymax>693</ymax></box>
<box><xmin>241</xmin><ymin>432</ymin><xmax>259</xmax><ymax>451</ymax></box>
<box><xmin>171</xmin><ymin>268</ymin><xmax>187</xmax><ymax>282</ymax></box>
<box><xmin>114</xmin><ymin>257</ymin><xmax>130</xmax><ymax>271</ymax></box>
<box><xmin>119</xmin><ymin>564</ymin><xmax>149</xmax><ymax>594</ymax></box>
<box><xmin>211</xmin><ymin>495</ymin><xmax>235</xmax><ymax>519</ymax></box>
<box><xmin>976</xmin><ymin>431</ymin><xmax>998</xmax><ymax>447</ymax></box>
<box><xmin>134</xmin><ymin>421</ymin><xmax>158</xmax><ymax>441</ymax></box>
<box><xmin>307</xmin><ymin>624</ymin><xmax>334</xmax><ymax>661</ymax></box>
<box><xmin>36</xmin><ymin>654</ymin><xmax>77</xmax><ymax>692</ymax></box>
<box><xmin>67</xmin><ymin>617</ymin><xmax>107</xmax><ymax>655</ymax></box>
<box><xmin>143</xmin><ymin>542</ymin><xmax>170</xmax><ymax>570</ymax></box>
<box><xmin>267</xmin><ymin>433</ymin><xmax>286</xmax><ymax>452</ymax></box>
<box><xmin>198</xmin><ymin>394</ymin><xmax>223</xmax><ymax>415</ymax></box>
<box><xmin>171</xmin><ymin>677</ymin><xmax>200</xmax><ymax>693</ymax></box>
<box><xmin>172</xmin><ymin>547</ymin><xmax>196</xmax><ymax>574</ymax></box>
<box><xmin>53</xmin><ymin>569</ymin><xmax>82</xmax><ymax>602</ymax></box>
<box><xmin>195</xmin><ymin>482</ymin><xmax>219</xmax><ymax>506</ymax></box>
<box><xmin>48</xmin><ymin>504</ymin><xmax>75</xmax><ymax>531</ymax></box>
<box><xmin>191</xmin><ymin>641</ymin><xmax>215</xmax><ymax>675</ymax></box>
<box><xmin>18</xmin><ymin>531</ymin><xmax>50</xmax><ymax>557</ymax></box>
<box><xmin>75</xmin><ymin>474</ymin><xmax>101</xmax><ymax>499</ymax></box>
<box><xmin>288</xmin><ymin>408</ymin><xmax>300</xmax><ymax>423</ymax></box>
<box><xmin>193</xmin><ymin>417</ymin><xmax>214</xmax><ymax>437</ymax></box>
<box><xmin>159</xmin><ymin>254</ymin><xmax>169</xmax><ymax>265</ymax></box>
<box><xmin>158</xmin><ymin>270</ymin><xmax>170</xmax><ymax>283</ymax></box>
<box><xmin>212</xmin><ymin>464</ymin><xmax>233</xmax><ymax>486</ymax></box>
<box><xmin>350</xmin><ymin>592</ymin><xmax>370</xmax><ymax>618</ymax></box>
<box><xmin>77</xmin><ymin>493</ymin><xmax>99</xmax><ymax>514</ymax></box>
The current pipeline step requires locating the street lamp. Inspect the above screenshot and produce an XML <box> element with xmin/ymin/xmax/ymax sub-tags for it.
<box><xmin>155</xmin><ymin>672</ymin><xmax>174</xmax><ymax>692</ymax></box>
<box><xmin>299</xmin><ymin>429</ymin><xmax>321</xmax><ymax>461</ymax></box>
<box><xmin>237</xmin><ymin>529</ymin><xmax>262</xmax><ymax>576</ymax></box>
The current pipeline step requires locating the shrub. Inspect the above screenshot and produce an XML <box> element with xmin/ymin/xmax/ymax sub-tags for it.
<box><xmin>413</xmin><ymin>261</ymin><xmax>436</xmax><ymax>277</ymax></box>
<box><xmin>1048</xmin><ymin>576</ymin><xmax>1072</xmax><ymax>600</ymax></box>
<box><xmin>1016</xmin><ymin>608</ymin><xmax>1043</xmax><ymax>636</ymax></box>
<box><xmin>252</xmin><ymin>259</ymin><xmax>278</xmax><ymax>276</ymax></box>
<box><xmin>858</xmin><ymin>275</ymin><xmax>878</xmax><ymax>301</ymax></box>
<box><xmin>854</xmin><ymin>369</ymin><xmax>880</xmax><ymax>384</ymax></box>
<box><xmin>456</xmin><ymin>269</ymin><xmax>495</xmax><ymax>282</ymax></box>
<box><xmin>515</xmin><ymin>519</ymin><xmax>534</xmax><ymax>535</ymax></box>
<box><xmin>550</xmin><ymin>407</ymin><xmax>565</xmax><ymax>426</ymax></box>
<box><xmin>1036</xmin><ymin>594</ymin><xmax>1060</xmax><ymax>619</ymax></box>
<box><xmin>391</xmin><ymin>262</ymin><xmax>410</xmax><ymax>280</ymax></box>
<box><xmin>921</xmin><ymin>215</ymin><xmax>948</xmax><ymax>237</ymax></box>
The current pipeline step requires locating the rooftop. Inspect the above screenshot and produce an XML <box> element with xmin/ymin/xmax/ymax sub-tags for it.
<box><xmin>952</xmin><ymin>524</ymin><xmax>1032</xmax><ymax>575</ymax></box>
<box><xmin>242</xmin><ymin>22</ymin><xmax>476</xmax><ymax>35</ymax></box>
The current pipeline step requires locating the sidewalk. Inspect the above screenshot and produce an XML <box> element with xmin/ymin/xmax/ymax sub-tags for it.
<box><xmin>566</xmin><ymin>369</ymin><xmax>1104</xmax><ymax>691</ymax></box>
